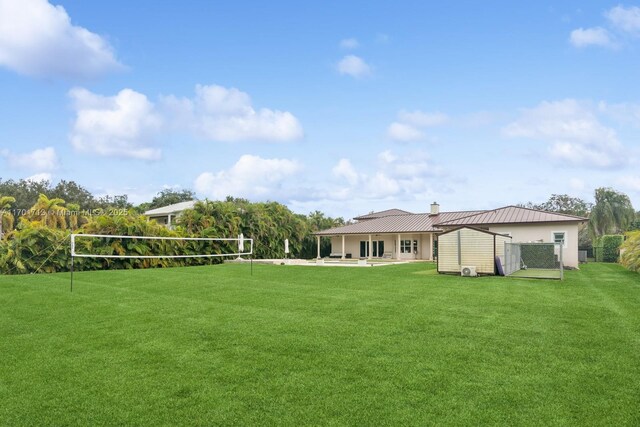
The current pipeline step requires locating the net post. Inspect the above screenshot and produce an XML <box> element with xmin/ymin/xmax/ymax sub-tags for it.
<box><xmin>70</xmin><ymin>234</ymin><xmax>75</xmax><ymax>292</ymax></box>
<box><xmin>560</xmin><ymin>243</ymin><xmax>564</xmax><ymax>280</ymax></box>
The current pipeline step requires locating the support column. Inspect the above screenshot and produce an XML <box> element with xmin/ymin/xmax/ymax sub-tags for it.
<box><xmin>429</xmin><ymin>233</ymin><xmax>433</xmax><ymax>260</ymax></box>
<box><xmin>397</xmin><ymin>234</ymin><xmax>402</xmax><ymax>260</ymax></box>
<box><xmin>316</xmin><ymin>236</ymin><xmax>321</xmax><ymax>259</ymax></box>
<box><xmin>368</xmin><ymin>235</ymin><xmax>373</xmax><ymax>260</ymax></box>
<box><xmin>167</xmin><ymin>214</ymin><xmax>172</xmax><ymax>228</ymax></box>
<box><xmin>341</xmin><ymin>235</ymin><xmax>345</xmax><ymax>260</ymax></box>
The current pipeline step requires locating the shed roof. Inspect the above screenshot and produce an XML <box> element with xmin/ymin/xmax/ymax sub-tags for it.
<box><xmin>144</xmin><ymin>200</ymin><xmax>197</xmax><ymax>217</ymax></box>
<box><xmin>435</xmin><ymin>205</ymin><xmax>588</xmax><ymax>227</ymax></box>
<box><xmin>438</xmin><ymin>225</ymin><xmax>513</xmax><ymax>238</ymax></box>
<box><xmin>315</xmin><ymin>210</ymin><xmax>484</xmax><ymax>236</ymax></box>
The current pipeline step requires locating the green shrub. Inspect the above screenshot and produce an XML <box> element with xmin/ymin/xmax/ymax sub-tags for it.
<box><xmin>598</xmin><ymin>235</ymin><xmax>625</xmax><ymax>263</ymax></box>
<box><xmin>620</xmin><ymin>231</ymin><xmax>640</xmax><ymax>273</ymax></box>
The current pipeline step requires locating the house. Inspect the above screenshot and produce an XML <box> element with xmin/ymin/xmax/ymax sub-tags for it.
<box><xmin>143</xmin><ymin>200</ymin><xmax>197</xmax><ymax>228</ymax></box>
<box><xmin>314</xmin><ymin>203</ymin><xmax>587</xmax><ymax>268</ymax></box>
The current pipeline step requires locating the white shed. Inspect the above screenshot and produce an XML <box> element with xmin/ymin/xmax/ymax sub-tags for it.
<box><xmin>437</xmin><ymin>226</ymin><xmax>512</xmax><ymax>275</ymax></box>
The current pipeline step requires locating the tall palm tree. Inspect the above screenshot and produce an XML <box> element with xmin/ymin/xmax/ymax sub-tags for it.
<box><xmin>0</xmin><ymin>195</ymin><xmax>16</xmax><ymax>238</ymax></box>
<box><xmin>589</xmin><ymin>188</ymin><xmax>636</xmax><ymax>237</ymax></box>
<box><xmin>26</xmin><ymin>194</ymin><xmax>68</xmax><ymax>229</ymax></box>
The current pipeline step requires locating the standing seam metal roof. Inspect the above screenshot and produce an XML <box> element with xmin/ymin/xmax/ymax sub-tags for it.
<box><xmin>434</xmin><ymin>205</ymin><xmax>588</xmax><ymax>226</ymax></box>
<box><xmin>353</xmin><ymin>208</ymin><xmax>413</xmax><ymax>220</ymax></box>
<box><xmin>314</xmin><ymin>211</ymin><xmax>484</xmax><ymax>235</ymax></box>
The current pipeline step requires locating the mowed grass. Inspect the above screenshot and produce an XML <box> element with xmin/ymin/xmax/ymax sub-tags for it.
<box><xmin>1</xmin><ymin>263</ymin><xmax>639</xmax><ymax>426</ymax></box>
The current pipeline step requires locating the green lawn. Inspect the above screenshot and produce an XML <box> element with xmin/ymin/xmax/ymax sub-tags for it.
<box><xmin>1</xmin><ymin>263</ymin><xmax>639</xmax><ymax>426</ymax></box>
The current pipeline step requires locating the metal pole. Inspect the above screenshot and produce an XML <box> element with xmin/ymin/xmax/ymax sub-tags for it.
<box><xmin>70</xmin><ymin>255</ymin><xmax>74</xmax><ymax>292</ymax></box>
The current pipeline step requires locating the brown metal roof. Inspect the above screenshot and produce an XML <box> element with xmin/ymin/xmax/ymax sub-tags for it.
<box><xmin>435</xmin><ymin>205</ymin><xmax>588</xmax><ymax>227</ymax></box>
<box><xmin>353</xmin><ymin>208</ymin><xmax>413</xmax><ymax>220</ymax></box>
<box><xmin>315</xmin><ymin>210</ymin><xmax>484</xmax><ymax>236</ymax></box>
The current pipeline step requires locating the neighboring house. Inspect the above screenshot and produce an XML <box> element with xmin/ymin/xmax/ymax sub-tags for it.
<box><xmin>314</xmin><ymin>203</ymin><xmax>587</xmax><ymax>268</ymax></box>
<box><xmin>143</xmin><ymin>200</ymin><xmax>197</xmax><ymax>229</ymax></box>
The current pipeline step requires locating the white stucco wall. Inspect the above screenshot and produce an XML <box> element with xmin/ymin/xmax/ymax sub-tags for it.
<box><xmin>487</xmin><ymin>223</ymin><xmax>581</xmax><ymax>268</ymax></box>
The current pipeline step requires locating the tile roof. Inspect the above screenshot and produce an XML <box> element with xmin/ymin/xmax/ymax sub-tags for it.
<box><xmin>435</xmin><ymin>205</ymin><xmax>588</xmax><ymax>226</ymax></box>
<box><xmin>353</xmin><ymin>208</ymin><xmax>412</xmax><ymax>220</ymax></box>
<box><xmin>144</xmin><ymin>200</ymin><xmax>197</xmax><ymax>217</ymax></box>
<box><xmin>315</xmin><ymin>210</ymin><xmax>484</xmax><ymax>236</ymax></box>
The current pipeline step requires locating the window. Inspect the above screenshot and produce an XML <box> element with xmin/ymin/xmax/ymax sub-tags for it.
<box><xmin>401</xmin><ymin>239</ymin><xmax>412</xmax><ymax>253</ymax></box>
<box><xmin>413</xmin><ymin>240</ymin><xmax>418</xmax><ymax>253</ymax></box>
<box><xmin>553</xmin><ymin>231</ymin><xmax>567</xmax><ymax>248</ymax></box>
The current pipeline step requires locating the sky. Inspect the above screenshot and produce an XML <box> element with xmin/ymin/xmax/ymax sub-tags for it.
<box><xmin>0</xmin><ymin>0</ymin><xmax>639</xmax><ymax>219</ymax></box>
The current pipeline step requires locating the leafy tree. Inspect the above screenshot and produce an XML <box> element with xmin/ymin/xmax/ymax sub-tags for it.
<box><xmin>629</xmin><ymin>211</ymin><xmax>640</xmax><ymax>231</ymax></box>
<box><xmin>50</xmin><ymin>180</ymin><xmax>96</xmax><ymax>209</ymax></box>
<box><xmin>0</xmin><ymin>178</ymin><xmax>50</xmax><ymax>214</ymax></box>
<box><xmin>148</xmin><ymin>189</ymin><xmax>195</xmax><ymax>209</ymax></box>
<box><xmin>589</xmin><ymin>188</ymin><xmax>636</xmax><ymax>237</ymax></box>
<box><xmin>96</xmin><ymin>194</ymin><xmax>132</xmax><ymax>210</ymax></box>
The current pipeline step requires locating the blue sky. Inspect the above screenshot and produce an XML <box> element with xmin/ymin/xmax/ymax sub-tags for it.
<box><xmin>1</xmin><ymin>0</ymin><xmax>639</xmax><ymax>219</ymax></box>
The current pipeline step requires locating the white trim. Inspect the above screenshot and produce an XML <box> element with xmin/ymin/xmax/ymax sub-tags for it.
<box><xmin>551</xmin><ymin>231</ymin><xmax>568</xmax><ymax>249</ymax></box>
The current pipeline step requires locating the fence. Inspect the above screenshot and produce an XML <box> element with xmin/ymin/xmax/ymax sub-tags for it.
<box><xmin>504</xmin><ymin>242</ymin><xmax>563</xmax><ymax>280</ymax></box>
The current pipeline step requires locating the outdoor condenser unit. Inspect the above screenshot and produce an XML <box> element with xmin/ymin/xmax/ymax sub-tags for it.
<box><xmin>460</xmin><ymin>266</ymin><xmax>478</xmax><ymax>277</ymax></box>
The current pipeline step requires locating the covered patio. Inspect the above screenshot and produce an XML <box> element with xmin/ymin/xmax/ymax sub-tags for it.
<box><xmin>314</xmin><ymin>232</ymin><xmax>436</xmax><ymax>261</ymax></box>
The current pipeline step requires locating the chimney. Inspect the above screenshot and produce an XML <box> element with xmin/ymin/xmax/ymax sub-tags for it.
<box><xmin>430</xmin><ymin>201</ymin><xmax>440</xmax><ymax>215</ymax></box>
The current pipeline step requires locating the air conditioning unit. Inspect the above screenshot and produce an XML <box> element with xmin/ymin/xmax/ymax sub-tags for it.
<box><xmin>461</xmin><ymin>266</ymin><xmax>477</xmax><ymax>277</ymax></box>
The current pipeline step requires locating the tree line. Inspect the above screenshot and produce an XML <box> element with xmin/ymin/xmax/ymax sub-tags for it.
<box><xmin>0</xmin><ymin>179</ymin><xmax>346</xmax><ymax>274</ymax></box>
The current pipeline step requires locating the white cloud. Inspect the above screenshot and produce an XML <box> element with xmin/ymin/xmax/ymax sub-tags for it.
<box><xmin>25</xmin><ymin>172</ymin><xmax>52</xmax><ymax>183</ymax></box>
<box><xmin>617</xmin><ymin>175</ymin><xmax>640</xmax><ymax>191</ymax></box>
<box><xmin>569</xmin><ymin>27</ymin><xmax>615</xmax><ymax>48</ymax></box>
<box><xmin>328</xmin><ymin>150</ymin><xmax>443</xmax><ymax>200</ymax></box>
<box><xmin>569</xmin><ymin>177</ymin><xmax>585</xmax><ymax>191</ymax></box>
<box><xmin>69</xmin><ymin>88</ymin><xmax>163</xmax><ymax>160</ymax></box>
<box><xmin>161</xmin><ymin>84</ymin><xmax>303</xmax><ymax>142</ymax></box>
<box><xmin>336</xmin><ymin>55</ymin><xmax>371</xmax><ymax>78</ymax></box>
<box><xmin>3</xmin><ymin>146</ymin><xmax>58</xmax><ymax>171</ymax></box>
<box><xmin>606</xmin><ymin>5</ymin><xmax>640</xmax><ymax>34</ymax></box>
<box><xmin>332</xmin><ymin>158</ymin><xmax>359</xmax><ymax>186</ymax></box>
<box><xmin>598</xmin><ymin>101</ymin><xmax>640</xmax><ymax>126</ymax></box>
<box><xmin>398</xmin><ymin>110</ymin><xmax>449</xmax><ymax>127</ymax></box>
<box><xmin>194</xmin><ymin>155</ymin><xmax>302</xmax><ymax>200</ymax></box>
<box><xmin>0</xmin><ymin>0</ymin><xmax>122</xmax><ymax>78</ymax></box>
<box><xmin>387</xmin><ymin>110</ymin><xmax>448</xmax><ymax>142</ymax></box>
<box><xmin>387</xmin><ymin>122</ymin><xmax>425</xmax><ymax>142</ymax></box>
<box><xmin>339</xmin><ymin>38</ymin><xmax>359</xmax><ymax>49</ymax></box>
<box><xmin>502</xmin><ymin>99</ymin><xmax>627</xmax><ymax>169</ymax></box>
<box><xmin>569</xmin><ymin>5</ymin><xmax>640</xmax><ymax>50</ymax></box>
